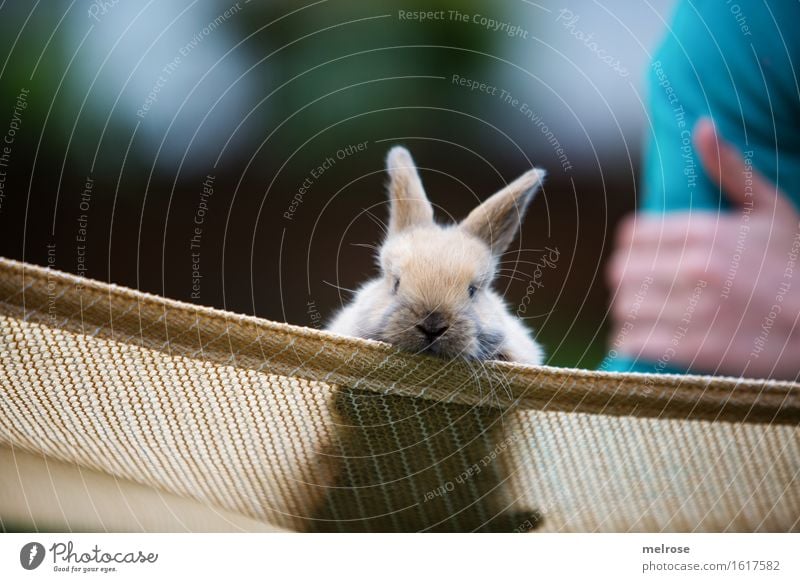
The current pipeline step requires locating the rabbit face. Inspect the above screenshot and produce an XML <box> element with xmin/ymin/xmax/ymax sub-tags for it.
<box><xmin>377</xmin><ymin>226</ymin><xmax>499</xmax><ymax>358</ymax></box>
<box><xmin>327</xmin><ymin>146</ymin><xmax>545</xmax><ymax>363</ymax></box>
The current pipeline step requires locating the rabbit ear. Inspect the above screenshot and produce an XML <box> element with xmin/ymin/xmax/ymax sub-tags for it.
<box><xmin>460</xmin><ymin>168</ymin><xmax>545</xmax><ymax>255</ymax></box>
<box><xmin>386</xmin><ymin>146</ymin><xmax>433</xmax><ymax>234</ymax></box>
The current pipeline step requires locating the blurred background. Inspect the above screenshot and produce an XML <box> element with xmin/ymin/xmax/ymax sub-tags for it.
<box><xmin>0</xmin><ymin>0</ymin><xmax>675</xmax><ymax>368</ymax></box>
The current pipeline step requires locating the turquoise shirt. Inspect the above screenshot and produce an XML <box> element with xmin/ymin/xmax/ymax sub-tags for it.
<box><xmin>603</xmin><ymin>0</ymin><xmax>800</xmax><ymax>374</ymax></box>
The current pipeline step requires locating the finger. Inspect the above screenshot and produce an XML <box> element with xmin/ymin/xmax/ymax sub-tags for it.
<box><xmin>610</xmin><ymin>276</ymin><xmax>710</xmax><ymax>323</ymax></box>
<box><xmin>607</xmin><ymin>242</ymin><xmax>716</xmax><ymax>288</ymax></box>
<box><xmin>611</xmin><ymin>318</ymin><xmax>676</xmax><ymax>363</ymax></box>
<box><xmin>615</xmin><ymin>212</ymin><xmax>722</xmax><ymax>248</ymax></box>
<box><xmin>617</xmin><ymin>321</ymin><xmax>711</xmax><ymax>367</ymax></box>
<box><xmin>693</xmin><ymin>118</ymin><xmax>792</xmax><ymax>214</ymax></box>
<box><xmin>610</xmin><ymin>291</ymin><xmax>677</xmax><ymax>325</ymax></box>
<box><xmin>613</xmin><ymin>213</ymin><xmax>637</xmax><ymax>248</ymax></box>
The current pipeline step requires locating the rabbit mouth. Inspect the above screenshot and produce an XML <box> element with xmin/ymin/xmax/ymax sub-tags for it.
<box><xmin>421</xmin><ymin>339</ymin><xmax>445</xmax><ymax>356</ymax></box>
<box><xmin>378</xmin><ymin>314</ymin><xmax>477</xmax><ymax>359</ymax></box>
<box><xmin>417</xmin><ymin>325</ymin><xmax>462</xmax><ymax>357</ymax></box>
<box><xmin>383</xmin><ymin>333</ymin><xmax>480</xmax><ymax>361</ymax></box>
<box><xmin>419</xmin><ymin>329</ymin><xmax>506</xmax><ymax>360</ymax></box>
<box><xmin>385</xmin><ymin>330</ymin><xmax>454</xmax><ymax>358</ymax></box>
<box><xmin>418</xmin><ymin>335</ymin><xmax>474</xmax><ymax>360</ymax></box>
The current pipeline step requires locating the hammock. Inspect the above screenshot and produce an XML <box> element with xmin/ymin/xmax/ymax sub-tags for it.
<box><xmin>0</xmin><ymin>256</ymin><xmax>797</xmax><ymax>532</ymax></box>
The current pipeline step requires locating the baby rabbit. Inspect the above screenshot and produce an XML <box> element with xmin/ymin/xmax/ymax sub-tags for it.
<box><xmin>327</xmin><ymin>146</ymin><xmax>545</xmax><ymax>365</ymax></box>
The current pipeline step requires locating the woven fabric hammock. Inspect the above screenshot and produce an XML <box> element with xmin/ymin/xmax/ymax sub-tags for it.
<box><xmin>0</xmin><ymin>256</ymin><xmax>797</xmax><ymax>532</ymax></box>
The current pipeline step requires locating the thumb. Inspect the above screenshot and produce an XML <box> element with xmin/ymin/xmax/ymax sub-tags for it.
<box><xmin>693</xmin><ymin>118</ymin><xmax>794</xmax><ymax>215</ymax></box>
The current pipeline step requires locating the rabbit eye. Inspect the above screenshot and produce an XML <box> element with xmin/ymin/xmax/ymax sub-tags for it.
<box><xmin>468</xmin><ymin>285</ymin><xmax>477</xmax><ymax>298</ymax></box>
<box><xmin>393</xmin><ymin>277</ymin><xmax>400</xmax><ymax>294</ymax></box>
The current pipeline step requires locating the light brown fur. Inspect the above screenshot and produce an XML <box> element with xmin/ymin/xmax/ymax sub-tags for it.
<box><xmin>327</xmin><ymin>146</ymin><xmax>545</xmax><ymax>365</ymax></box>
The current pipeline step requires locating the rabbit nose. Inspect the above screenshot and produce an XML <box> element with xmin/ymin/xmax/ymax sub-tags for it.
<box><xmin>416</xmin><ymin>312</ymin><xmax>449</xmax><ymax>340</ymax></box>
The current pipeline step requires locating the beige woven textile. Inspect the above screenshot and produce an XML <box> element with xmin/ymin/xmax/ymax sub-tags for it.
<box><xmin>0</xmin><ymin>445</ymin><xmax>287</xmax><ymax>532</ymax></box>
<box><xmin>0</xmin><ymin>256</ymin><xmax>797</xmax><ymax>532</ymax></box>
